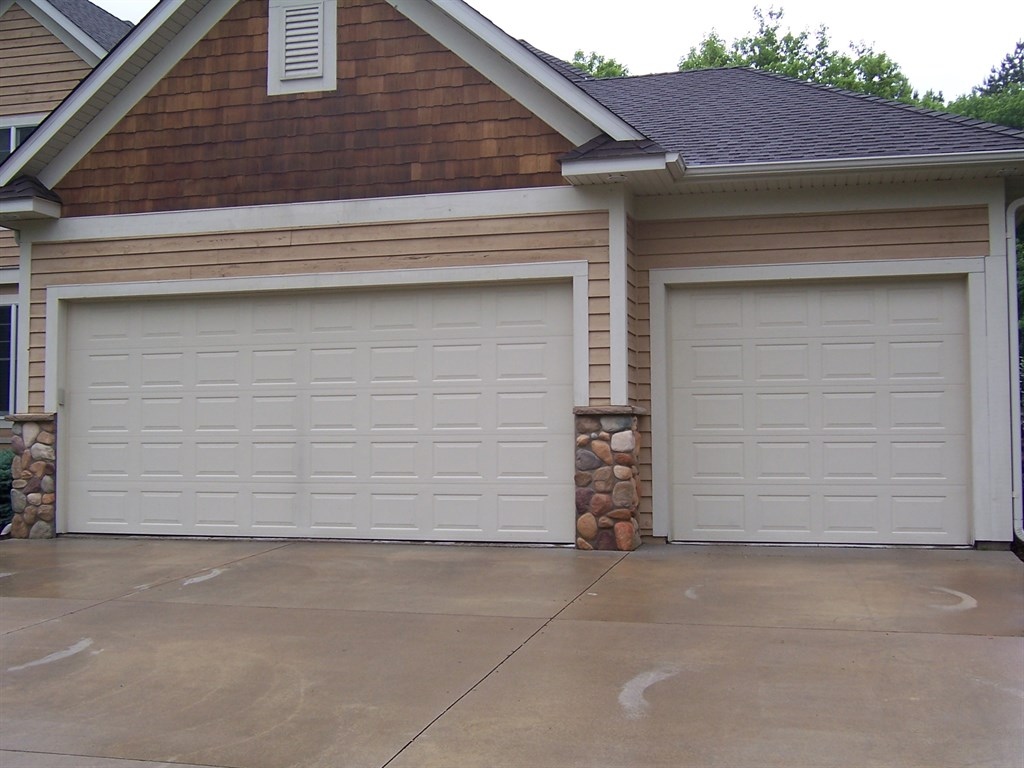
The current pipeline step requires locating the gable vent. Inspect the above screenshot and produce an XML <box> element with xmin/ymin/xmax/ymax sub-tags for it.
<box><xmin>268</xmin><ymin>0</ymin><xmax>337</xmax><ymax>95</ymax></box>
<box><xmin>282</xmin><ymin>5</ymin><xmax>324</xmax><ymax>79</ymax></box>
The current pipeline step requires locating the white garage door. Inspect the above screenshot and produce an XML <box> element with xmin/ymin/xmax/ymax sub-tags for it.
<box><xmin>64</xmin><ymin>282</ymin><xmax>574</xmax><ymax>542</ymax></box>
<box><xmin>667</xmin><ymin>278</ymin><xmax>970</xmax><ymax>545</ymax></box>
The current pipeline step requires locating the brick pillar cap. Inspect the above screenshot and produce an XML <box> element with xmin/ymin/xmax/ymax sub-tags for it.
<box><xmin>8</xmin><ymin>413</ymin><xmax>57</xmax><ymax>423</ymax></box>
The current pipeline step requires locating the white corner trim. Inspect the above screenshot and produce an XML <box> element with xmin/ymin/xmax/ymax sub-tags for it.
<box><xmin>43</xmin><ymin>260</ymin><xmax>591</xmax><ymax>412</ymax></box>
<box><xmin>607</xmin><ymin>191</ymin><xmax>628</xmax><ymax>405</ymax></box>
<box><xmin>648</xmin><ymin>258</ymin><xmax>998</xmax><ymax>542</ymax></box>
<box><xmin>16</xmin><ymin>238</ymin><xmax>30</xmax><ymax>413</ymax></box>
<box><xmin>387</xmin><ymin>0</ymin><xmax>640</xmax><ymax>145</ymax></box>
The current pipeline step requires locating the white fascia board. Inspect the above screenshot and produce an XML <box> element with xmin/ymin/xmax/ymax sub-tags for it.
<box><xmin>0</xmin><ymin>197</ymin><xmax>61</xmax><ymax>221</ymax></box>
<box><xmin>1</xmin><ymin>0</ymin><xmax>236</xmax><ymax>188</ymax></box>
<box><xmin>388</xmin><ymin>0</ymin><xmax>642</xmax><ymax>145</ymax></box>
<box><xmin>684</xmin><ymin>151</ymin><xmax>1024</xmax><ymax>179</ymax></box>
<box><xmin>18</xmin><ymin>0</ymin><xmax>106</xmax><ymax>64</ymax></box>
<box><xmin>563</xmin><ymin>153</ymin><xmax>685</xmax><ymax>180</ymax></box>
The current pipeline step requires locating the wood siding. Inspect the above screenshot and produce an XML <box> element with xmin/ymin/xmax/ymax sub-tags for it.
<box><xmin>55</xmin><ymin>0</ymin><xmax>573</xmax><ymax>217</ymax></box>
<box><xmin>0</xmin><ymin>4</ymin><xmax>92</xmax><ymax>117</ymax></box>
<box><xmin>27</xmin><ymin>211</ymin><xmax>609</xmax><ymax>408</ymax></box>
<box><xmin>0</xmin><ymin>229</ymin><xmax>19</xmax><ymax>270</ymax></box>
<box><xmin>634</xmin><ymin>205</ymin><xmax>990</xmax><ymax>535</ymax></box>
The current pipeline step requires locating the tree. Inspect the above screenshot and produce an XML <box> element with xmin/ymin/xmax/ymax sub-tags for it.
<box><xmin>571</xmin><ymin>50</ymin><xmax>630</xmax><ymax>78</ymax></box>
<box><xmin>679</xmin><ymin>7</ymin><xmax>927</xmax><ymax>103</ymax></box>
<box><xmin>979</xmin><ymin>40</ymin><xmax>1024</xmax><ymax>95</ymax></box>
<box><xmin>944</xmin><ymin>41</ymin><xmax>1024</xmax><ymax>129</ymax></box>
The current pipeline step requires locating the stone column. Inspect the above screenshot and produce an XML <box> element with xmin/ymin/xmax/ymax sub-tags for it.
<box><xmin>574</xmin><ymin>406</ymin><xmax>645</xmax><ymax>551</ymax></box>
<box><xmin>8</xmin><ymin>414</ymin><xmax>57</xmax><ymax>539</ymax></box>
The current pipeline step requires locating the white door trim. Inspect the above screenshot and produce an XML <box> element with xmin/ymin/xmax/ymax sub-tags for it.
<box><xmin>649</xmin><ymin>257</ymin><xmax>1006</xmax><ymax>542</ymax></box>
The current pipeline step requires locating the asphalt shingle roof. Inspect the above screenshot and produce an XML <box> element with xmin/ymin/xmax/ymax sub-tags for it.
<box><xmin>49</xmin><ymin>0</ymin><xmax>132</xmax><ymax>51</ymax></box>
<box><xmin>566</xmin><ymin>67</ymin><xmax>1024</xmax><ymax>166</ymax></box>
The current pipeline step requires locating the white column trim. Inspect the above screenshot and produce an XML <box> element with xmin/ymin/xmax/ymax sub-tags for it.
<box><xmin>608</xmin><ymin>191</ymin><xmax>629</xmax><ymax>405</ymax></box>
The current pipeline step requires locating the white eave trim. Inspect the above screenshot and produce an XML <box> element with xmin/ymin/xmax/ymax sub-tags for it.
<box><xmin>388</xmin><ymin>0</ymin><xmax>643</xmax><ymax>145</ymax></box>
<box><xmin>563</xmin><ymin>152</ymin><xmax>686</xmax><ymax>180</ymax></box>
<box><xmin>684</xmin><ymin>150</ymin><xmax>1024</xmax><ymax>179</ymax></box>
<box><xmin>0</xmin><ymin>196</ymin><xmax>61</xmax><ymax>222</ymax></box>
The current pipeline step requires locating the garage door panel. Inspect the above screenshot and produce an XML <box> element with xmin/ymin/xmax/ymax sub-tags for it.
<box><xmin>64</xmin><ymin>283</ymin><xmax>574</xmax><ymax>542</ymax></box>
<box><xmin>668</xmin><ymin>278</ymin><xmax>970</xmax><ymax>544</ymax></box>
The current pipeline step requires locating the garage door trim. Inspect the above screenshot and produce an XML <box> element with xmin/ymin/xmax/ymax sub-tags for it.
<box><xmin>648</xmin><ymin>258</ymin><xmax>1002</xmax><ymax>543</ymax></box>
<box><xmin>47</xmin><ymin>261</ymin><xmax>591</xmax><ymax>536</ymax></box>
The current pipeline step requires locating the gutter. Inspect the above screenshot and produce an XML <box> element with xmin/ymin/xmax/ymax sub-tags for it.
<box><xmin>1007</xmin><ymin>197</ymin><xmax>1024</xmax><ymax>544</ymax></box>
<box><xmin>682</xmin><ymin>151</ymin><xmax>1024</xmax><ymax>178</ymax></box>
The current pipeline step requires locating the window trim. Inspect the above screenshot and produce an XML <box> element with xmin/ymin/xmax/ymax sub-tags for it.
<box><xmin>267</xmin><ymin>0</ymin><xmax>337</xmax><ymax>96</ymax></box>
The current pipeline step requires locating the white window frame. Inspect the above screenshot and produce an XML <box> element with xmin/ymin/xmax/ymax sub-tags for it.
<box><xmin>0</xmin><ymin>114</ymin><xmax>46</xmax><ymax>162</ymax></box>
<box><xmin>267</xmin><ymin>0</ymin><xmax>337</xmax><ymax>96</ymax></box>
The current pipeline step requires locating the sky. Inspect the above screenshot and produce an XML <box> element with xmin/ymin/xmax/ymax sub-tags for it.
<box><xmin>93</xmin><ymin>0</ymin><xmax>1022</xmax><ymax>99</ymax></box>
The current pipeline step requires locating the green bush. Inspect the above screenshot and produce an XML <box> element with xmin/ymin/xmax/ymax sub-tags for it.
<box><xmin>0</xmin><ymin>448</ymin><xmax>14</xmax><ymax>530</ymax></box>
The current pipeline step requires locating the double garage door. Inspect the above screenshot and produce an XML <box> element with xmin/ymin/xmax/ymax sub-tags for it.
<box><xmin>64</xmin><ymin>282</ymin><xmax>574</xmax><ymax>542</ymax></box>
<box><xmin>667</xmin><ymin>277</ymin><xmax>970</xmax><ymax>545</ymax></box>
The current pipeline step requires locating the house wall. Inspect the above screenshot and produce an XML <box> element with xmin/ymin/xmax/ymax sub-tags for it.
<box><xmin>0</xmin><ymin>3</ymin><xmax>92</xmax><ymax>117</ymax></box>
<box><xmin>629</xmin><ymin>204</ymin><xmax>990</xmax><ymax>534</ymax></box>
<box><xmin>26</xmin><ymin>210</ymin><xmax>609</xmax><ymax>410</ymax></box>
<box><xmin>0</xmin><ymin>230</ymin><xmax>18</xmax><ymax>270</ymax></box>
<box><xmin>54</xmin><ymin>0</ymin><xmax>573</xmax><ymax>217</ymax></box>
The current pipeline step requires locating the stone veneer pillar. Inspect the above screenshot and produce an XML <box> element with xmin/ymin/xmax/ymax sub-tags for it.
<box><xmin>8</xmin><ymin>414</ymin><xmax>57</xmax><ymax>539</ymax></box>
<box><xmin>574</xmin><ymin>406</ymin><xmax>645</xmax><ymax>551</ymax></box>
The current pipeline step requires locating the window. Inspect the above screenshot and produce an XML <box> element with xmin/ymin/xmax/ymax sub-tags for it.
<box><xmin>267</xmin><ymin>0</ymin><xmax>337</xmax><ymax>96</ymax></box>
<box><xmin>0</xmin><ymin>118</ymin><xmax>42</xmax><ymax>163</ymax></box>
<box><xmin>0</xmin><ymin>303</ymin><xmax>15</xmax><ymax>415</ymax></box>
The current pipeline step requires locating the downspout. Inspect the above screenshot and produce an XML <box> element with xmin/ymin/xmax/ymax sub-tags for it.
<box><xmin>1007</xmin><ymin>197</ymin><xmax>1024</xmax><ymax>543</ymax></box>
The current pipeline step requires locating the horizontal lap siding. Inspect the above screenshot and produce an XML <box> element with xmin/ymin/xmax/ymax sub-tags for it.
<box><xmin>0</xmin><ymin>5</ymin><xmax>91</xmax><ymax>116</ymax></box>
<box><xmin>28</xmin><ymin>211</ymin><xmax>609</xmax><ymax>409</ymax></box>
<box><xmin>55</xmin><ymin>0</ymin><xmax>573</xmax><ymax>216</ymax></box>
<box><xmin>634</xmin><ymin>205</ymin><xmax>990</xmax><ymax>536</ymax></box>
<box><xmin>0</xmin><ymin>229</ymin><xmax>19</xmax><ymax>270</ymax></box>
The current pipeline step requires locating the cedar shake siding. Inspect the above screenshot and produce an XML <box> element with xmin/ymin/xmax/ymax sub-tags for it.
<box><xmin>0</xmin><ymin>4</ymin><xmax>93</xmax><ymax>117</ymax></box>
<box><xmin>55</xmin><ymin>0</ymin><xmax>573</xmax><ymax>216</ymax></box>
<box><xmin>26</xmin><ymin>211</ymin><xmax>609</xmax><ymax>409</ymax></box>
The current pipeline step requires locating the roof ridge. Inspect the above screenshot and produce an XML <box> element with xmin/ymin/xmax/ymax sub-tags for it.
<box><xmin>744</xmin><ymin>67</ymin><xmax>1024</xmax><ymax>141</ymax></box>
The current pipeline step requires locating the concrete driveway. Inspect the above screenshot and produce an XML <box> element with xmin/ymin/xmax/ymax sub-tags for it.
<box><xmin>1</xmin><ymin>538</ymin><xmax>1021</xmax><ymax>768</ymax></box>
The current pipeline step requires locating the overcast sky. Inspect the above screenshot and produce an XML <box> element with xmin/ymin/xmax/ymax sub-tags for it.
<box><xmin>94</xmin><ymin>0</ymin><xmax>1022</xmax><ymax>99</ymax></box>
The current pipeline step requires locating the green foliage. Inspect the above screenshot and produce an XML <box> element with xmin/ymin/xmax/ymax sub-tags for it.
<box><xmin>979</xmin><ymin>40</ymin><xmax>1024</xmax><ymax>95</ymax></box>
<box><xmin>0</xmin><ymin>448</ymin><xmax>14</xmax><ymax>530</ymax></box>
<box><xmin>946</xmin><ymin>85</ymin><xmax>1024</xmax><ymax>129</ymax></box>
<box><xmin>679</xmin><ymin>7</ymin><xmax>923</xmax><ymax>103</ymax></box>
<box><xmin>571</xmin><ymin>50</ymin><xmax>630</xmax><ymax>78</ymax></box>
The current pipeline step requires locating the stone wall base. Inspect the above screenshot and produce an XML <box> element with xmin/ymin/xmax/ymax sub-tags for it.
<box><xmin>8</xmin><ymin>414</ymin><xmax>57</xmax><ymax>539</ymax></box>
<box><xmin>574</xmin><ymin>406</ymin><xmax>646</xmax><ymax>551</ymax></box>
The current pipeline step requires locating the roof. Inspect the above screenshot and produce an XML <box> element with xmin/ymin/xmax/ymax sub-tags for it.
<box><xmin>48</xmin><ymin>0</ymin><xmax>133</xmax><ymax>51</ymax></box>
<box><xmin>574</xmin><ymin>68</ymin><xmax>1024</xmax><ymax>167</ymax></box>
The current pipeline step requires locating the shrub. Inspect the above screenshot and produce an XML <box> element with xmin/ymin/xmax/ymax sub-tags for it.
<box><xmin>0</xmin><ymin>448</ymin><xmax>14</xmax><ymax>530</ymax></box>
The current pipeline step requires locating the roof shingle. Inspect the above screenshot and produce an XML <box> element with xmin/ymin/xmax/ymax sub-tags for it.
<box><xmin>49</xmin><ymin>0</ymin><xmax>133</xmax><ymax>52</ymax></box>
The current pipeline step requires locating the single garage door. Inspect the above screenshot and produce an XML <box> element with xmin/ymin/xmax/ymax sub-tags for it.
<box><xmin>64</xmin><ymin>282</ymin><xmax>574</xmax><ymax>542</ymax></box>
<box><xmin>667</xmin><ymin>278</ymin><xmax>969</xmax><ymax>545</ymax></box>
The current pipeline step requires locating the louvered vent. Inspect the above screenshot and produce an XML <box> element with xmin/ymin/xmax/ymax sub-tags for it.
<box><xmin>268</xmin><ymin>0</ymin><xmax>337</xmax><ymax>95</ymax></box>
<box><xmin>282</xmin><ymin>4</ymin><xmax>323</xmax><ymax>79</ymax></box>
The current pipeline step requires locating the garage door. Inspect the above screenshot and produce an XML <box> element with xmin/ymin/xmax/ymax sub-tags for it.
<box><xmin>667</xmin><ymin>278</ymin><xmax>969</xmax><ymax>544</ymax></box>
<box><xmin>63</xmin><ymin>282</ymin><xmax>574</xmax><ymax>542</ymax></box>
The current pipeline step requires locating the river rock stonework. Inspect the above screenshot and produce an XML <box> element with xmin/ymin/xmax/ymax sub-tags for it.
<box><xmin>574</xmin><ymin>406</ymin><xmax>645</xmax><ymax>551</ymax></box>
<box><xmin>9</xmin><ymin>414</ymin><xmax>57</xmax><ymax>539</ymax></box>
